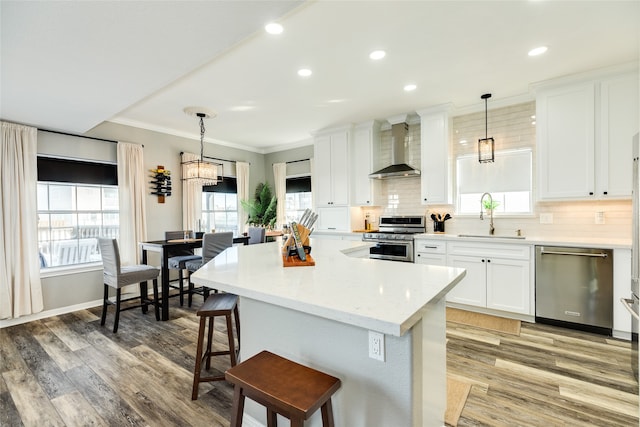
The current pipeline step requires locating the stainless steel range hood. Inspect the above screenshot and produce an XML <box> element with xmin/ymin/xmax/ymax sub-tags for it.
<box><xmin>369</xmin><ymin>122</ymin><xmax>420</xmax><ymax>179</ymax></box>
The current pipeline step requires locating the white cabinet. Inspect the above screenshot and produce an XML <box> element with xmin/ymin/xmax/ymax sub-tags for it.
<box><xmin>537</xmin><ymin>81</ymin><xmax>595</xmax><ymax>199</ymax></box>
<box><xmin>417</xmin><ymin>105</ymin><xmax>451</xmax><ymax>205</ymax></box>
<box><xmin>447</xmin><ymin>255</ymin><xmax>487</xmax><ymax>307</ymax></box>
<box><xmin>446</xmin><ymin>241</ymin><xmax>532</xmax><ymax>315</ymax></box>
<box><xmin>536</xmin><ymin>70</ymin><xmax>639</xmax><ymax>200</ymax></box>
<box><xmin>414</xmin><ymin>239</ymin><xmax>447</xmax><ymax>266</ymax></box>
<box><xmin>314</xmin><ymin>128</ymin><xmax>350</xmax><ymax>206</ymax></box>
<box><xmin>597</xmin><ymin>73</ymin><xmax>639</xmax><ymax>197</ymax></box>
<box><xmin>315</xmin><ymin>206</ymin><xmax>351</xmax><ymax>232</ymax></box>
<box><xmin>352</xmin><ymin>121</ymin><xmax>382</xmax><ymax>206</ymax></box>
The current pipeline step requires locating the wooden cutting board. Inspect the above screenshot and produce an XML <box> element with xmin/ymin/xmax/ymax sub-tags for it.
<box><xmin>282</xmin><ymin>254</ymin><xmax>315</xmax><ymax>267</ymax></box>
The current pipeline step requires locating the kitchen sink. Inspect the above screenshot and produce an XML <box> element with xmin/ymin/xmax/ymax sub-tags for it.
<box><xmin>457</xmin><ymin>234</ymin><xmax>526</xmax><ymax>240</ymax></box>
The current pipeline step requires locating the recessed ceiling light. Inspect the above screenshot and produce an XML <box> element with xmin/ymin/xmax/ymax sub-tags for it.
<box><xmin>369</xmin><ymin>50</ymin><xmax>386</xmax><ymax>60</ymax></box>
<box><xmin>327</xmin><ymin>99</ymin><xmax>345</xmax><ymax>103</ymax></box>
<box><xmin>298</xmin><ymin>68</ymin><xmax>312</xmax><ymax>77</ymax></box>
<box><xmin>229</xmin><ymin>105</ymin><xmax>256</xmax><ymax>112</ymax></box>
<box><xmin>265</xmin><ymin>22</ymin><xmax>283</xmax><ymax>34</ymax></box>
<box><xmin>528</xmin><ymin>46</ymin><xmax>548</xmax><ymax>56</ymax></box>
<box><xmin>404</xmin><ymin>84</ymin><xmax>417</xmax><ymax>92</ymax></box>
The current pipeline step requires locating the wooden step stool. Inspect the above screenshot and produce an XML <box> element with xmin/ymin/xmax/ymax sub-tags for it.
<box><xmin>191</xmin><ymin>292</ymin><xmax>240</xmax><ymax>400</ymax></box>
<box><xmin>225</xmin><ymin>350</ymin><xmax>341</xmax><ymax>427</ymax></box>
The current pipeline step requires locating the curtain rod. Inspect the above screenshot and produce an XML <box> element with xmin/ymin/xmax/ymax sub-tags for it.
<box><xmin>271</xmin><ymin>158</ymin><xmax>310</xmax><ymax>165</ymax></box>
<box><xmin>40</xmin><ymin>128</ymin><xmax>119</xmax><ymax>144</ymax></box>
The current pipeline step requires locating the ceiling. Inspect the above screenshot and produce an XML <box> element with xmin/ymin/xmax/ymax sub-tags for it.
<box><xmin>2</xmin><ymin>1</ymin><xmax>639</xmax><ymax>153</ymax></box>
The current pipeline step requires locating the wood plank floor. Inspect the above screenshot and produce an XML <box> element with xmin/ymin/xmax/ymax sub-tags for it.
<box><xmin>1</xmin><ymin>296</ymin><xmax>638</xmax><ymax>426</ymax></box>
<box><xmin>447</xmin><ymin>321</ymin><xmax>639</xmax><ymax>427</ymax></box>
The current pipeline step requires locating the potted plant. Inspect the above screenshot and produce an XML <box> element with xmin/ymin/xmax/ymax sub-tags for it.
<box><xmin>482</xmin><ymin>199</ymin><xmax>500</xmax><ymax>215</ymax></box>
<box><xmin>240</xmin><ymin>182</ymin><xmax>277</xmax><ymax>229</ymax></box>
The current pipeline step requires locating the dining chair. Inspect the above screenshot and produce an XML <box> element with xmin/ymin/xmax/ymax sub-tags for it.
<box><xmin>185</xmin><ymin>232</ymin><xmax>233</xmax><ymax>307</ymax></box>
<box><xmin>98</xmin><ymin>238</ymin><xmax>160</xmax><ymax>333</ymax></box>
<box><xmin>247</xmin><ymin>226</ymin><xmax>266</xmax><ymax>245</ymax></box>
<box><xmin>165</xmin><ymin>230</ymin><xmax>201</xmax><ymax>306</ymax></box>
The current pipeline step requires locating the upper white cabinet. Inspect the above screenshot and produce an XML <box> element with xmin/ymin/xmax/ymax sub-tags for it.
<box><xmin>417</xmin><ymin>105</ymin><xmax>451</xmax><ymax>205</ymax></box>
<box><xmin>352</xmin><ymin>121</ymin><xmax>382</xmax><ymax>206</ymax></box>
<box><xmin>536</xmin><ymin>69</ymin><xmax>639</xmax><ymax>200</ymax></box>
<box><xmin>314</xmin><ymin>127</ymin><xmax>351</xmax><ymax>206</ymax></box>
<box><xmin>597</xmin><ymin>73</ymin><xmax>639</xmax><ymax>197</ymax></box>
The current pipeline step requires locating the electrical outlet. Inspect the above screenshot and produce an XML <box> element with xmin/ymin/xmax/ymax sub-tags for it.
<box><xmin>540</xmin><ymin>213</ymin><xmax>553</xmax><ymax>224</ymax></box>
<box><xmin>595</xmin><ymin>211</ymin><xmax>605</xmax><ymax>225</ymax></box>
<box><xmin>368</xmin><ymin>331</ymin><xmax>385</xmax><ymax>361</ymax></box>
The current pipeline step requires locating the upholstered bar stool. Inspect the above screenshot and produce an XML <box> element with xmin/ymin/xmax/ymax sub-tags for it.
<box><xmin>185</xmin><ymin>232</ymin><xmax>233</xmax><ymax>307</ymax></box>
<box><xmin>98</xmin><ymin>238</ymin><xmax>160</xmax><ymax>333</ymax></box>
<box><xmin>225</xmin><ymin>350</ymin><xmax>341</xmax><ymax>427</ymax></box>
<box><xmin>192</xmin><ymin>292</ymin><xmax>240</xmax><ymax>400</ymax></box>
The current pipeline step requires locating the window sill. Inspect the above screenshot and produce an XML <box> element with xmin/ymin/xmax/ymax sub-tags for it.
<box><xmin>40</xmin><ymin>262</ymin><xmax>103</xmax><ymax>278</ymax></box>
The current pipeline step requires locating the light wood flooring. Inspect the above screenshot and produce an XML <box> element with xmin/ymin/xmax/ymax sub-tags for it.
<box><xmin>1</xmin><ymin>296</ymin><xmax>638</xmax><ymax>426</ymax></box>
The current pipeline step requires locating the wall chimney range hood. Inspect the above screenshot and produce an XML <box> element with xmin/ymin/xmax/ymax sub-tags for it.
<box><xmin>369</xmin><ymin>122</ymin><xmax>420</xmax><ymax>179</ymax></box>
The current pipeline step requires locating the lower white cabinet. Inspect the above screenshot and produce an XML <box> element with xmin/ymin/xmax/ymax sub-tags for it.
<box><xmin>414</xmin><ymin>239</ymin><xmax>447</xmax><ymax>266</ymax></box>
<box><xmin>446</xmin><ymin>241</ymin><xmax>533</xmax><ymax>316</ymax></box>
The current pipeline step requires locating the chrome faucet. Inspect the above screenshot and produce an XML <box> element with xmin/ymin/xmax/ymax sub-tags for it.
<box><xmin>480</xmin><ymin>192</ymin><xmax>495</xmax><ymax>235</ymax></box>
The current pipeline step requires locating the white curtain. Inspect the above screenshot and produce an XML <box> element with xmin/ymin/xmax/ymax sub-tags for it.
<box><xmin>181</xmin><ymin>152</ymin><xmax>203</xmax><ymax>232</ymax></box>
<box><xmin>273</xmin><ymin>162</ymin><xmax>287</xmax><ymax>228</ymax></box>
<box><xmin>117</xmin><ymin>142</ymin><xmax>147</xmax><ymax>265</ymax></box>
<box><xmin>0</xmin><ymin>121</ymin><xmax>43</xmax><ymax>319</ymax></box>
<box><xmin>236</xmin><ymin>161</ymin><xmax>250</xmax><ymax>235</ymax></box>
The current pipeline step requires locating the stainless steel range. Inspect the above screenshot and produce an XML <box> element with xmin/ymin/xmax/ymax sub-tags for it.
<box><xmin>363</xmin><ymin>215</ymin><xmax>426</xmax><ymax>262</ymax></box>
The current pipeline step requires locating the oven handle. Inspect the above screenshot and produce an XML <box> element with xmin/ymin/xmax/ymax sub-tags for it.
<box><xmin>620</xmin><ymin>298</ymin><xmax>640</xmax><ymax>321</ymax></box>
<box><xmin>540</xmin><ymin>250</ymin><xmax>608</xmax><ymax>258</ymax></box>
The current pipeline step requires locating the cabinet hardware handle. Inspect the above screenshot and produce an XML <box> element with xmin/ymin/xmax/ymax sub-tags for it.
<box><xmin>540</xmin><ymin>250</ymin><xmax>608</xmax><ymax>258</ymax></box>
<box><xmin>487</xmin><ymin>259</ymin><xmax>491</xmax><ymax>263</ymax></box>
<box><xmin>603</xmin><ymin>191</ymin><xmax>608</xmax><ymax>195</ymax></box>
<box><xmin>482</xmin><ymin>259</ymin><xmax>485</xmax><ymax>262</ymax></box>
<box><xmin>589</xmin><ymin>192</ymin><xmax>594</xmax><ymax>195</ymax></box>
<box><xmin>620</xmin><ymin>298</ymin><xmax>640</xmax><ymax>321</ymax></box>
<box><xmin>423</xmin><ymin>246</ymin><xmax>438</xmax><ymax>249</ymax></box>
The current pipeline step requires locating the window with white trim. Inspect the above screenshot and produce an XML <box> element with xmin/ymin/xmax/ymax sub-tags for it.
<box><xmin>37</xmin><ymin>157</ymin><xmax>119</xmax><ymax>268</ymax></box>
<box><xmin>202</xmin><ymin>178</ymin><xmax>238</xmax><ymax>233</ymax></box>
<box><xmin>285</xmin><ymin>176</ymin><xmax>312</xmax><ymax>224</ymax></box>
<box><xmin>456</xmin><ymin>149</ymin><xmax>533</xmax><ymax>215</ymax></box>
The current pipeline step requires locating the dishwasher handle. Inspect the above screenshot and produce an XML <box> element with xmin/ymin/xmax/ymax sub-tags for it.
<box><xmin>620</xmin><ymin>298</ymin><xmax>640</xmax><ymax>321</ymax></box>
<box><xmin>539</xmin><ymin>249</ymin><xmax>608</xmax><ymax>258</ymax></box>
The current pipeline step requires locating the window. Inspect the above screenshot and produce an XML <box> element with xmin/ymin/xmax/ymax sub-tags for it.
<box><xmin>285</xmin><ymin>176</ymin><xmax>312</xmax><ymax>224</ymax></box>
<box><xmin>456</xmin><ymin>149</ymin><xmax>532</xmax><ymax>215</ymax></box>
<box><xmin>37</xmin><ymin>157</ymin><xmax>119</xmax><ymax>268</ymax></box>
<box><xmin>202</xmin><ymin>178</ymin><xmax>238</xmax><ymax>234</ymax></box>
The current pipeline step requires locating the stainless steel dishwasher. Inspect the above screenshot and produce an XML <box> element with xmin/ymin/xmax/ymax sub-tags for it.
<box><xmin>535</xmin><ymin>245</ymin><xmax>613</xmax><ymax>335</ymax></box>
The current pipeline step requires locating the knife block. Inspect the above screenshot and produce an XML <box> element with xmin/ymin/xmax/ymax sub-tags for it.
<box><xmin>282</xmin><ymin>224</ymin><xmax>314</xmax><ymax>266</ymax></box>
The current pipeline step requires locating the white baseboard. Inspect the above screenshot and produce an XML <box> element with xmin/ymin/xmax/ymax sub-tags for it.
<box><xmin>0</xmin><ymin>299</ymin><xmax>103</xmax><ymax>329</ymax></box>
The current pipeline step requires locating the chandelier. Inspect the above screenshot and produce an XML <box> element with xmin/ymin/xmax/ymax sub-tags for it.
<box><xmin>181</xmin><ymin>107</ymin><xmax>221</xmax><ymax>186</ymax></box>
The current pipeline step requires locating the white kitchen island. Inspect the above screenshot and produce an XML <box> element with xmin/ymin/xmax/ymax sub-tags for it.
<box><xmin>191</xmin><ymin>239</ymin><xmax>466</xmax><ymax>427</ymax></box>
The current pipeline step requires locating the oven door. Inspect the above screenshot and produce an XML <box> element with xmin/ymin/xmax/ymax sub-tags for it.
<box><xmin>369</xmin><ymin>241</ymin><xmax>413</xmax><ymax>262</ymax></box>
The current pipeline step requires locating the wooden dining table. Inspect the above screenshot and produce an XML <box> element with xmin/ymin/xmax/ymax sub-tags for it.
<box><xmin>140</xmin><ymin>235</ymin><xmax>249</xmax><ymax>320</ymax></box>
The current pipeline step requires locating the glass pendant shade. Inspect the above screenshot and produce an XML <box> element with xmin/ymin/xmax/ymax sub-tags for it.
<box><xmin>478</xmin><ymin>93</ymin><xmax>495</xmax><ymax>163</ymax></box>
<box><xmin>478</xmin><ymin>137</ymin><xmax>495</xmax><ymax>163</ymax></box>
<box><xmin>181</xmin><ymin>158</ymin><xmax>220</xmax><ymax>185</ymax></box>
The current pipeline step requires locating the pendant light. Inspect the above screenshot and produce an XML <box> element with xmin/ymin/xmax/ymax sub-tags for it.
<box><xmin>478</xmin><ymin>93</ymin><xmax>495</xmax><ymax>163</ymax></box>
<box><xmin>181</xmin><ymin>107</ymin><xmax>222</xmax><ymax>186</ymax></box>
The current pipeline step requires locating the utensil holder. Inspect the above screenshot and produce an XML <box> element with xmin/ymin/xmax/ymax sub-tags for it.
<box><xmin>434</xmin><ymin>221</ymin><xmax>445</xmax><ymax>233</ymax></box>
